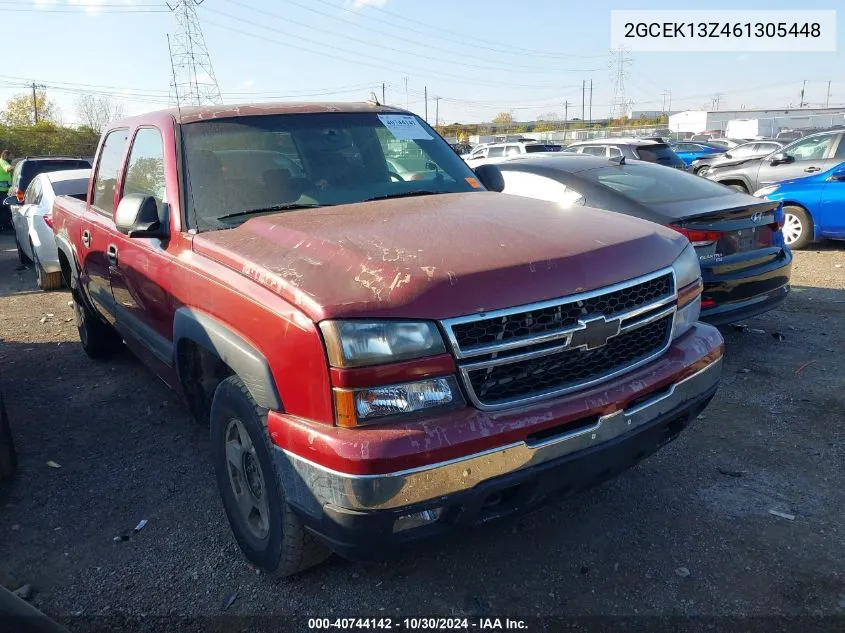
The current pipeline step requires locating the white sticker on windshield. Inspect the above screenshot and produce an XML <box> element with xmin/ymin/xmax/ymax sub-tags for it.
<box><xmin>377</xmin><ymin>114</ymin><xmax>432</xmax><ymax>140</ymax></box>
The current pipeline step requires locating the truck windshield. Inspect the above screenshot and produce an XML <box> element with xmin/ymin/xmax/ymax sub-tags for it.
<box><xmin>181</xmin><ymin>112</ymin><xmax>483</xmax><ymax>230</ymax></box>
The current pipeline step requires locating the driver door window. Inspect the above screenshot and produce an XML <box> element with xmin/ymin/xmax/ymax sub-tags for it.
<box><xmin>787</xmin><ymin>134</ymin><xmax>835</xmax><ymax>161</ymax></box>
<box><xmin>581</xmin><ymin>146</ymin><xmax>606</xmax><ymax>156</ymax></box>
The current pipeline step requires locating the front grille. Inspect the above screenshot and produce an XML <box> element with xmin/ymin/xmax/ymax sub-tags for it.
<box><xmin>465</xmin><ymin>316</ymin><xmax>673</xmax><ymax>407</ymax></box>
<box><xmin>451</xmin><ymin>272</ymin><xmax>673</xmax><ymax>353</ymax></box>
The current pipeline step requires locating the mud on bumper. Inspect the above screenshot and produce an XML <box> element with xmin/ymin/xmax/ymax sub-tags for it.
<box><xmin>273</xmin><ymin>358</ymin><xmax>722</xmax><ymax>561</ymax></box>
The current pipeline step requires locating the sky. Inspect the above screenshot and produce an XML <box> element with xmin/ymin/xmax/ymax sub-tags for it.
<box><xmin>2</xmin><ymin>0</ymin><xmax>843</xmax><ymax>126</ymax></box>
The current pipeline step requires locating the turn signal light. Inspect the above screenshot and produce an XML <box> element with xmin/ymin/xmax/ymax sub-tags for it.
<box><xmin>677</xmin><ymin>279</ymin><xmax>703</xmax><ymax>308</ymax></box>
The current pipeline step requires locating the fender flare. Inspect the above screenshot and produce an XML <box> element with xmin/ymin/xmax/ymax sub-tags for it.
<box><xmin>55</xmin><ymin>233</ymin><xmax>80</xmax><ymax>289</ymax></box>
<box><xmin>172</xmin><ymin>308</ymin><xmax>283</xmax><ymax>411</ymax></box>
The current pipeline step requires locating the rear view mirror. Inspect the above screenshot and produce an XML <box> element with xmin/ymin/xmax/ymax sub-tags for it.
<box><xmin>115</xmin><ymin>194</ymin><xmax>169</xmax><ymax>239</ymax></box>
<box><xmin>829</xmin><ymin>168</ymin><xmax>845</xmax><ymax>182</ymax></box>
<box><xmin>770</xmin><ymin>152</ymin><xmax>793</xmax><ymax>166</ymax></box>
<box><xmin>473</xmin><ymin>164</ymin><xmax>505</xmax><ymax>192</ymax></box>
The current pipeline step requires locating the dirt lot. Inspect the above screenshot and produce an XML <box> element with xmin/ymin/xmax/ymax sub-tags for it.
<box><xmin>1</xmin><ymin>231</ymin><xmax>844</xmax><ymax>619</ymax></box>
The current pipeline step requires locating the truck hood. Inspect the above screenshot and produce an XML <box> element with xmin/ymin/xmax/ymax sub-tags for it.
<box><xmin>192</xmin><ymin>192</ymin><xmax>688</xmax><ymax>321</ymax></box>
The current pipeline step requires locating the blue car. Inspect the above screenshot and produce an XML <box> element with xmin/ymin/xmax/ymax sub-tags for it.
<box><xmin>754</xmin><ymin>162</ymin><xmax>845</xmax><ymax>249</ymax></box>
<box><xmin>670</xmin><ymin>141</ymin><xmax>726</xmax><ymax>167</ymax></box>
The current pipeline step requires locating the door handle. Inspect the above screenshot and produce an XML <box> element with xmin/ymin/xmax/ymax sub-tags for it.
<box><xmin>81</xmin><ymin>229</ymin><xmax>90</xmax><ymax>248</ymax></box>
<box><xmin>107</xmin><ymin>244</ymin><xmax>118</xmax><ymax>267</ymax></box>
<box><xmin>804</xmin><ymin>166</ymin><xmax>822</xmax><ymax>173</ymax></box>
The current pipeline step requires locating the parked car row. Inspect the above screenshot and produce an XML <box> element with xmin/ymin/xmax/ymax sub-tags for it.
<box><xmin>15</xmin><ymin>102</ymin><xmax>801</xmax><ymax>578</ymax></box>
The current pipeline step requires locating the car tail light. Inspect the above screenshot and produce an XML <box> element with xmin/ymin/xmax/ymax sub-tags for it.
<box><xmin>668</xmin><ymin>225</ymin><xmax>722</xmax><ymax>247</ymax></box>
<box><xmin>701</xmin><ymin>298</ymin><xmax>716</xmax><ymax>309</ymax></box>
<box><xmin>14</xmin><ymin>189</ymin><xmax>23</xmax><ymax>203</ymax></box>
<box><xmin>43</xmin><ymin>215</ymin><xmax>54</xmax><ymax>230</ymax></box>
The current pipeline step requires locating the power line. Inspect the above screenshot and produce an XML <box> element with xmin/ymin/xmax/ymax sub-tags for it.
<box><xmin>198</xmin><ymin>16</ymin><xmax>571</xmax><ymax>90</ymax></box>
<box><xmin>223</xmin><ymin>0</ymin><xmax>602</xmax><ymax>74</ymax></box>
<box><xmin>307</xmin><ymin>0</ymin><xmax>609</xmax><ymax>60</ymax></box>
<box><xmin>203</xmin><ymin>4</ymin><xmax>598</xmax><ymax>77</ymax></box>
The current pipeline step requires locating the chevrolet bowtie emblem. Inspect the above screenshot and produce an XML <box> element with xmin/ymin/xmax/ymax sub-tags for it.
<box><xmin>569</xmin><ymin>315</ymin><xmax>622</xmax><ymax>350</ymax></box>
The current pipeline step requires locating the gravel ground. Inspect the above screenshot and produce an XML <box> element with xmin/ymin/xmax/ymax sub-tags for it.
<box><xmin>1</xmin><ymin>231</ymin><xmax>844</xmax><ymax>620</ymax></box>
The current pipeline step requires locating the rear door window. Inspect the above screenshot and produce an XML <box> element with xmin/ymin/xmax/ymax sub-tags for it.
<box><xmin>504</xmin><ymin>145</ymin><xmax>521</xmax><ymax>157</ymax></box>
<box><xmin>636</xmin><ymin>144</ymin><xmax>680</xmax><ymax>165</ymax></box>
<box><xmin>92</xmin><ymin>129</ymin><xmax>129</xmax><ymax>215</ymax></box>
<box><xmin>24</xmin><ymin>177</ymin><xmax>41</xmax><ymax>204</ymax></box>
<box><xmin>487</xmin><ymin>146</ymin><xmax>505</xmax><ymax>158</ymax></box>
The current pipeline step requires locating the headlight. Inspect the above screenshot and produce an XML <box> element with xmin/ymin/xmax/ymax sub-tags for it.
<box><xmin>320</xmin><ymin>320</ymin><xmax>446</xmax><ymax>368</ymax></box>
<box><xmin>671</xmin><ymin>243</ymin><xmax>703</xmax><ymax>339</ymax></box>
<box><xmin>753</xmin><ymin>185</ymin><xmax>778</xmax><ymax>198</ymax></box>
<box><xmin>334</xmin><ymin>377</ymin><xmax>462</xmax><ymax>427</ymax></box>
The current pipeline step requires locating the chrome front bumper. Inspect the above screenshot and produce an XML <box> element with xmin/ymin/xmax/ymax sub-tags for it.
<box><xmin>275</xmin><ymin>357</ymin><xmax>722</xmax><ymax>512</ymax></box>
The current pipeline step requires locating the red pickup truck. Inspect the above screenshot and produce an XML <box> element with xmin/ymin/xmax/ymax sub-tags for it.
<box><xmin>51</xmin><ymin>103</ymin><xmax>724</xmax><ymax>575</ymax></box>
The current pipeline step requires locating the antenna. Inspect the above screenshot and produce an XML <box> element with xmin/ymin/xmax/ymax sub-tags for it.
<box><xmin>166</xmin><ymin>0</ymin><xmax>222</xmax><ymax>106</ymax></box>
<box><xmin>369</xmin><ymin>91</ymin><xmax>381</xmax><ymax>106</ymax></box>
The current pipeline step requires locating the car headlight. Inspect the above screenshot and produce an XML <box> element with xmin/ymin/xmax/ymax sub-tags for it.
<box><xmin>671</xmin><ymin>243</ymin><xmax>703</xmax><ymax>339</ymax></box>
<box><xmin>320</xmin><ymin>320</ymin><xmax>446</xmax><ymax>368</ymax></box>
<box><xmin>753</xmin><ymin>185</ymin><xmax>778</xmax><ymax>198</ymax></box>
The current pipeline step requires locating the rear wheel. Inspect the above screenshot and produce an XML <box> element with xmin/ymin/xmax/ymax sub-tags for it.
<box><xmin>72</xmin><ymin>290</ymin><xmax>123</xmax><ymax>359</ymax></box>
<box><xmin>211</xmin><ymin>376</ymin><xmax>331</xmax><ymax>577</ymax></box>
<box><xmin>782</xmin><ymin>205</ymin><xmax>812</xmax><ymax>250</ymax></box>
<box><xmin>31</xmin><ymin>241</ymin><xmax>62</xmax><ymax>291</ymax></box>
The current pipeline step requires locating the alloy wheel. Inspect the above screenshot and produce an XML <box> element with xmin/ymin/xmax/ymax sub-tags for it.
<box><xmin>782</xmin><ymin>213</ymin><xmax>802</xmax><ymax>245</ymax></box>
<box><xmin>224</xmin><ymin>418</ymin><xmax>270</xmax><ymax>540</ymax></box>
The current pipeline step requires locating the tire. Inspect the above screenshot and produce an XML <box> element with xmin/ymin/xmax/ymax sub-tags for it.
<box><xmin>210</xmin><ymin>376</ymin><xmax>331</xmax><ymax>577</ymax></box>
<box><xmin>32</xmin><ymin>241</ymin><xmax>62</xmax><ymax>291</ymax></box>
<box><xmin>782</xmin><ymin>205</ymin><xmax>813</xmax><ymax>250</ymax></box>
<box><xmin>0</xmin><ymin>392</ymin><xmax>17</xmax><ymax>482</ymax></box>
<box><xmin>726</xmin><ymin>183</ymin><xmax>747</xmax><ymax>193</ymax></box>
<box><xmin>14</xmin><ymin>233</ymin><xmax>31</xmax><ymax>265</ymax></box>
<box><xmin>72</xmin><ymin>289</ymin><xmax>124</xmax><ymax>359</ymax></box>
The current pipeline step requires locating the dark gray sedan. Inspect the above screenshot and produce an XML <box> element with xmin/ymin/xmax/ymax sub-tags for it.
<box><xmin>485</xmin><ymin>154</ymin><xmax>793</xmax><ymax>326</ymax></box>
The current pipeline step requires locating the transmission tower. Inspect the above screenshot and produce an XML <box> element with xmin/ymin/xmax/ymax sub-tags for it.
<box><xmin>167</xmin><ymin>0</ymin><xmax>222</xmax><ymax>106</ymax></box>
<box><xmin>609</xmin><ymin>48</ymin><xmax>632</xmax><ymax>119</ymax></box>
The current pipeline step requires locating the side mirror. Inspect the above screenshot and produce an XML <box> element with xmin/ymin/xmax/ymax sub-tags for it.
<box><xmin>724</xmin><ymin>152</ymin><xmax>733</xmax><ymax>159</ymax></box>
<box><xmin>770</xmin><ymin>152</ymin><xmax>793</xmax><ymax>166</ymax></box>
<box><xmin>828</xmin><ymin>170</ymin><xmax>845</xmax><ymax>182</ymax></box>
<box><xmin>115</xmin><ymin>194</ymin><xmax>169</xmax><ymax>239</ymax></box>
<box><xmin>473</xmin><ymin>164</ymin><xmax>505</xmax><ymax>192</ymax></box>
<box><xmin>3</xmin><ymin>196</ymin><xmax>16</xmax><ymax>206</ymax></box>
<box><xmin>425</xmin><ymin>161</ymin><xmax>437</xmax><ymax>171</ymax></box>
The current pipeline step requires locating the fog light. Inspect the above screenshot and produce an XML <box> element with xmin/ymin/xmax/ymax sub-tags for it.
<box><xmin>393</xmin><ymin>508</ymin><xmax>443</xmax><ymax>533</ymax></box>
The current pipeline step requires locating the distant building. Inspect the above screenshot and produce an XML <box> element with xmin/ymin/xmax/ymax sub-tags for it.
<box><xmin>668</xmin><ymin>107</ymin><xmax>845</xmax><ymax>135</ymax></box>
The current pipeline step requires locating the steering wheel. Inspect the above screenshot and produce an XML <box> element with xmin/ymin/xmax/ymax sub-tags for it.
<box><xmin>388</xmin><ymin>171</ymin><xmax>405</xmax><ymax>182</ymax></box>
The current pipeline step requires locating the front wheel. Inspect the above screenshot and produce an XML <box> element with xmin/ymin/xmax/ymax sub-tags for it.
<box><xmin>211</xmin><ymin>376</ymin><xmax>331</xmax><ymax>577</ymax></box>
<box><xmin>782</xmin><ymin>205</ymin><xmax>813</xmax><ymax>250</ymax></box>
<box><xmin>14</xmin><ymin>233</ymin><xmax>31</xmax><ymax>266</ymax></box>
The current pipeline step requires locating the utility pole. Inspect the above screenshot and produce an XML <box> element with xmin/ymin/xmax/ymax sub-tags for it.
<box><xmin>382</xmin><ymin>82</ymin><xmax>385</xmax><ymax>104</ymax></box>
<box><xmin>435</xmin><ymin>96</ymin><xmax>440</xmax><ymax>127</ymax></box>
<box><xmin>800</xmin><ymin>80</ymin><xmax>807</xmax><ymax>108</ymax></box>
<box><xmin>564</xmin><ymin>100</ymin><xmax>569</xmax><ymax>135</ymax></box>
<box><xmin>581</xmin><ymin>80</ymin><xmax>585</xmax><ymax>120</ymax></box>
<box><xmin>404</xmin><ymin>76</ymin><xmax>409</xmax><ymax>110</ymax></box>
<box><xmin>424</xmin><ymin>86</ymin><xmax>428</xmax><ymax>122</ymax></box>
<box><xmin>825</xmin><ymin>80</ymin><xmax>831</xmax><ymax>108</ymax></box>
<box><xmin>711</xmin><ymin>93</ymin><xmax>722</xmax><ymax>111</ymax></box>
<box><xmin>588</xmin><ymin>80</ymin><xmax>593</xmax><ymax>126</ymax></box>
<box><xmin>668</xmin><ymin>89</ymin><xmax>672</xmax><ymax>112</ymax></box>
<box><xmin>31</xmin><ymin>82</ymin><xmax>38</xmax><ymax>124</ymax></box>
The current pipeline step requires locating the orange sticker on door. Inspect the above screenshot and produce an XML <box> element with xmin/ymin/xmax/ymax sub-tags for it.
<box><xmin>465</xmin><ymin>177</ymin><xmax>482</xmax><ymax>188</ymax></box>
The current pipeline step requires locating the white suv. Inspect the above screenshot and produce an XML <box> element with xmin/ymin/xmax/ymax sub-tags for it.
<box><xmin>464</xmin><ymin>141</ymin><xmax>563</xmax><ymax>163</ymax></box>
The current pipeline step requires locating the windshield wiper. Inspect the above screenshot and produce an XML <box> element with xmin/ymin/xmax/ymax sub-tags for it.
<box><xmin>362</xmin><ymin>190</ymin><xmax>442</xmax><ymax>202</ymax></box>
<box><xmin>217</xmin><ymin>203</ymin><xmax>325</xmax><ymax>221</ymax></box>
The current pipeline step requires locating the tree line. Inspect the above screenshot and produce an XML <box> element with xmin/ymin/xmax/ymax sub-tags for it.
<box><xmin>435</xmin><ymin>112</ymin><xmax>670</xmax><ymax>140</ymax></box>
<box><xmin>0</xmin><ymin>88</ymin><xmax>126</xmax><ymax>159</ymax></box>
